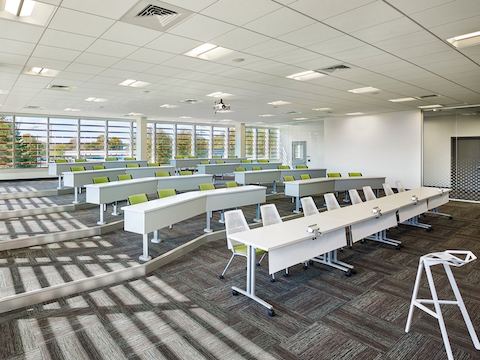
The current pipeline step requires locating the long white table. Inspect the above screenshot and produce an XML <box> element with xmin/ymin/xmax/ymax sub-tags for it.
<box><xmin>197</xmin><ymin>162</ymin><xmax>282</xmax><ymax>175</ymax></box>
<box><xmin>235</xmin><ymin>168</ymin><xmax>326</xmax><ymax>193</ymax></box>
<box><xmin>123</xmin><ymin>185</ymin><xmax>266</xmax><ymax>261</ymax></box>
<box><xmin>285</xmin><ymin>176</ymin><xmax>386</xmax><ymax>212</ymax></box>
<box><xmin>48</xmin><ymin>160</ymin><xmax>148</xmax><ymax>188</ymax></box>
<box><xmin>85</xmin><ymin>174</ymin><xmax>214</xmax><ymax>224</ymax></box>
<box><xmin>63</xmin><ymin>166</ymin><xmax>175</xmax><ymax>203</ymax></box>
<box><xmin>229</xmin><ymin>187</ymin><xmax>450</xmax><ymax>316</ymax></box>
<box><xmin>170</xmin><ymin>158</ymin><xmax>246</xmax><ymax>169</ymax></box>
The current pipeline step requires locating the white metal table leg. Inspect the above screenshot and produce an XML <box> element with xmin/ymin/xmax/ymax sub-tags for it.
<box><xmin>139</xmin><ymin>234</ymin><xmax>152</xmax><ymax>262</ymax></box>
<box><xmin>97</xmin><ymin>205</ymin><xmax>105</xmax><ymax>225</ymax></box>
<box><xmin>151</xmin><ymin>230</ymin><xmax>161</xmax><ymax>244</ymax></box>
<box><xmin>73</xmin><ymin>187</ymin><xmax>79</xmax><ymax>204</ymax></box>
<box><xmin>204</xmin><ymin>211</ymin><xmax>213</xmax><ymax>233</ymax></box>
<box><xmin>253</xmin><ymin>204</ymin><xmax>261</xmax><ymax>223</ymax></box>
<box><xmin>293</xmin><ymin>196</ymin><xmax>301</xmax><ymax>213</ymax></box>
<box><xmin>402</xmin><ymin>216</ymin><xmax>432</xmax><ymax>230</ymax></box>
<box><xmin>272</xmin><ymin>181</ymin><xmax>277</xmax><ymax>194</ymax></box>
<box><xmin>112</xmin><ymin>201</ymin><xmax>120</xmax><ymax>216</ymax></box>
<box><xmin>57</xmin><ymin>176</ymin><xmax>63</xmax><ymax>189</ymax></box>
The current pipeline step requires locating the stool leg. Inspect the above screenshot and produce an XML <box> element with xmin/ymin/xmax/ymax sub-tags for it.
<box><xmin>424</xmin><ymin>264</ymin><xmax>454</xmax><ymax>360</ymax></box>
<box><xmin>406</xmin><ymin>260</ymin><xmax>424</xmax><ymax>333</ymax></box>
<box><xmin>443</xmin><ymin>264</ymin><xmax>480</xmax><ymax>350</ymax></box>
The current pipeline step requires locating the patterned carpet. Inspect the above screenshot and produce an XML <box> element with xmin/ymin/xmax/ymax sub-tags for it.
<box><xmin>0</xmin><ymin>183</ymin><xmax>479</xmax><ymax>359</ymax></box>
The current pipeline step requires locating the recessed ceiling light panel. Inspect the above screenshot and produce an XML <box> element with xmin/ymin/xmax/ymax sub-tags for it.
<box><xmin>348</xmin><ymin>87</ymin><xmax>380</xmax><ymax>94</ymax></box>
<box><xmin>286</xmin><ymin>70</ymin><xmax>326</xmax><ymax>81</ymax></box>
<box><xmin>85</xmin><ymin>97</ymin><xmax>107</xmax><ymax>102</ymax></box>
<box><xmin>5</xmin><ymin>0</ymin><xmax>35</xmax><ymax>16</ymax></box>
<box><xmin>345</xmin><ymin>112</ymin><xmax>364</xmax><ymax>116</ymax></box>
<box><xmin>259</xmin><ymin>114</ymin><xmax>275</xmax><ymax>117</ymax></box>
<box><xmin>207</xmin><ymin>91</ymin><xmax>233</xmax><ymax>98</ymax></box>
<box><xmin>184</xmin><ymin>43</ymin><xmax>233</xmax><ymax>61</ymax></box>
<box><xmin>293</xmin><ymin>117</ymin><xmax>308</xmax><ymax>120</ymax></box>
<box><xmin>312</xmin><ymin>107</ymin><xmax>331</xmax><ymax>111</ymax></box>
<box><xmin>388</xmin><ymin>97</ymin><xmax>418</xmax><ymax>103</ymax></box>
<box><xmin>447</xmin><ymin>31</ymin><xmax>480</xmax><ymax>49</ymax></box>
<box><xmin>160</xmin><ymin>104</ymin><xmax>178</xmax><ymax>108</ymax></box>
<box><xmin>64</xmin><ymin>108</ymin><xmax>80</xmax><ymax>111</ymax></box>
<box><xmin>25</xmin><ymin>67</ymin><xmax>59</xmax><ymax>77</ymax></box>
<box><xmin>268</xmin><ymin>100</ymin><xmax>291</xmax><ymax>106</ymax></box>
<box><xmin>418</xmin><ymin>104</ymin><xmax>443</xmax><ymax>109</ymax></box>
<box><xmin>119</xmin><ymin>79</ymin><xmax>150</xmax><ymax>88</ymax></box>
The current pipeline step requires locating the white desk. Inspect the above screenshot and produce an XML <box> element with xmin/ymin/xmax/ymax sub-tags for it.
<box><xmin>63</xmin><ymin>166</ymin><xmax>175</xmax><ymax>203</ymax></box>
<box><xmin>235</xmin><ymin>168</ymin><xmax>326</xmax><ymax>193</ymax></box>
<box><xmin>86</xmin><ymin>174</ymin><xmax>214</xmax><ymax>224</ymax></box>
<box><xmin>123</xmin><ymin>185</ymin><xmax>266</xmax><ymax>261</ymax></box>
<box><xmin>48</xmin><ymin>160</ymin><xmax>147</xmax><ymax>188</ymax></box>
<box><xmin>285</xmin><ymin>176</ymin><xmax>386</xmax><ymax>212</ymax></box>
<box><xmin>196</xmin><ymin>162</ymin><xmax>282</xmax><ymax>175</ymax></box>
<box><xmin>170</xmin><ymin>158</ymin><xmax>246</xmax><ymax>169</ymax></box>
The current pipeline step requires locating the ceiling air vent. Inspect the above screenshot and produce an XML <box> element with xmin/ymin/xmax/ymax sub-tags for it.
<box><xmin>120</xmin><ymin>1</ymin><xmax>192</xmax><ymax>31</ymax></box>
<box><xmin>180</xmin><ymin>99</ymin><xmax>202</xmax><ymax>104</ymax></box>
<box><xmin>317</xmin><ymin>64</ymin><xmax>350</xmax><ymax>74</ymax></box>
<box><xmin>418</xmin><ymin>94</ymin><xmax>438</xmax><ymax>99</ymax></box>
<box><xmin>47</xmin><ymin>84</ymin><xmax>73</xmax><ymax>91</ymax></box>
<box><xmin>24</xmin><ymin>105</ymin><xmax>41</xmax><ymax>109</ymax></box>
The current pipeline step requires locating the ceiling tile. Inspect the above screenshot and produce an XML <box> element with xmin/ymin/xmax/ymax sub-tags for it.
<box><xmin>87</xmin><ymin>39</ymin><xmax>138</xmax><ymax>58</ymax></box>
<box><xmin>126</xmin><ymin>48</ymin><xmax>175</xmax><ymax>64</ymax></box>
<box><xmin>101</xmin><ymin>22</ymin><xmax>162</xmax><ymax>46</ymax></box>
<box><xmin>167</xmin><ymin>14</ymin><xmax>235</xmax><ymax>42</ymax></box>
<box><xmin>0</xmin><ymin>18</ymin><xmax>44</xmax><ymax>43</ymax></box>
<box><xmin>76</xmin><ymin>52</ymin><xmax>120</xmax><ymax>67</ymax></box>
<box><xmin>145</xmin><ymin>33</ymin><xmax>202</xmax><ymax>54</ymax></box>
<box><xmin>201</xmin><ymin>0</ymin><xmax>281</xmax><ymax>26</ymax></box>
<box><xmin>111</xmin><ymin>59</ymin><xmax>153</xmax><ymax>72</ymax></box>
<box><xmin>26</xmin><ymin>56</ymin><xmax>71</xmax><ymax>70</ymax></box>
<box><xmin>61</xmin><ymin>0</ymin><xmax>139</xmax><ymax>20</ymax></box>
<box><xmin>159</xmin><ymin>0</ymin><xmax>217</xmax><ymax>12</ymax></box>
<box><xmin>0</xmin><ymin>52</ymin><xmax>29</xmax><ymax>66</ymax></box>
<box><xmin>48</xmin><ymin>8</ymin><xmax>115</xmax><ymax>37</ymax></box>
<box><xmin>385</xmin><ymin>0</ymin><xmax>456</xmax><ymax>14</ymax></box>
<box><xmin>0</xmin><ymin>39</ymin><xmax>36</xmax><ymax>56</ymax></box>
<box><xmin>279</xmin><ymin>23</ymin><xmax>343</xmax><ymax>47</ymax></box>
<box><xmin>212</xmin><ymin>28</ymin><xmax>270</xmax><ymax>51</ymax></box>
<box><xmin>65</xmin><ymin>62</ymin><xmax>106</xmax><ymax>75</ymax></box>
<box><xmin>39</xmin><ymin>29</ymin><xmax>96</xmax><ymax>51</ymax></box>
<box><xmin>288</xmin><ymin>0</ymin><xmax>376</xmax><ymax>21</ymax></box>
<box><xmin>32</xmin><ymin>45</ymin><xmax>81</xmax><ymax>62</ymax></box>
<box><xmin>244</xmin><ymin>7</ymin><xmax>314</xmax><ymax>37</ymax></box>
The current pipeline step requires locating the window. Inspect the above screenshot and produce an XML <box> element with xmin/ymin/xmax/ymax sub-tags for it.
<box><xmin>155</xmin><ymin>123</ymin><xmax>174</xmax><ymax>163</ymax></box>
<box><xmin>256</xmin><ymin>128</ymin><xmax>267</xmax><ymax>159</ymax></box>
<box><xmin>228</xmin><ymin>127</ymin><xmax>236</xmax><ymax>158</ymax></box>
<box><xmin>176</xmin><ymin>124</ymin><xmax>193</xmax><ymax>157</ymax></box>
<box><xmin>195</xmin><ymin>125</ymin><xmax>211</xmax><ymax>158</ymax></box>
<box><xmin>14</xmin><ymin>116</ymin><xmax>47</xmax><ymax>168</ymax></box>
<box><xmin>268</xmin><ymin>128</ymin><xmax>280</xmax><ymax>159</ymax></box>
<box><xmin>0</xmin><ymin>115</ymin><xmax>14</xmax><ymax>168</ymax></box>
<box><xmin>212</xmin><ymin>127</ymin><xmax>227</xmax><ymax>158</ymax></box>
<box><xmin>245</xmin><ymin>127</ymin><xmax>255</xmax><ymax>159</ymax></box>
<box><xmin>107</xmin><ymin>121</ymin><xmax>132</xmax><ymax>159</ymax></box>
<box><xmin>146</xmin><ymin>123</ymin><xmax>154</xmax><ymax>162</ymax></box>
<box><xmin>49</xmin><ymin>118</ymin><xmax>78</xmax><ymax>162</ymax></box>
<box><xmin>80</xmin><ymin>119</ymin><xmax>106</xmax><ymax>160</ymax></box>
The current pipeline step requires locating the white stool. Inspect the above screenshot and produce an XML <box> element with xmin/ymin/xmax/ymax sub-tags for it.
<box><xmin>405</xmin><ymin>250</ymin><xmax>479</xmax><ymax>360</ymax></box>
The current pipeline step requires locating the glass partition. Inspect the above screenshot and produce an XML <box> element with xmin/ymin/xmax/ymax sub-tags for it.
<box><xmin>14</xmin><ymin>116</ymin><xmax>47</xmax><ymax>167</ymax></box>
<box><xmin>195</xmin><ymin>125</ymin><xmax>211</xmax><ymax>158</ymax></box>
<box><xmin>49</xmin><ymin>118</ymin><xmax>78</xmax><ymax>162</ymax></box>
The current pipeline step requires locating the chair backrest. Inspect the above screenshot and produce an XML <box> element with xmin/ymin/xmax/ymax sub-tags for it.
<box><xmin>126</xmin><ymin>163</ymin><xmax>140</xmax><ymax>168</ymax></box>
<box><xmin>327</xmin><ymin>172</ymin><xmax>341</xmax><ymax>178</ymax></box>
<box><xmin>278</xmin><ymin>165</ymin><xmax>290</xmax><ymax>169</ymax></box>
<box><xmin>301</xmin><ymin>197</ymin><xmax>319</xmax><ymax>216</ymax></box>
<box><xmin>283</xmin><ymin>175</ymin><xmax>295</xmax><ymax>182</ymax></box>
<box><xmin>75</xmin><ymin>158</ymin><xmax>86</xmax><ymax>163</ymax></box>
<box><xmin>348</xmin><ymin>172</ymin><xmax>362</xmax><ymax>177</ymax></box>
<box><xmin>241</xmin><ymin>159</ymin><xmax>252</xmax><ymax>163</ymax></box>
<box><xmin>224</xmin><ymin>209</ymin><xmax>250</xmax><ymax>250</ymax></box>
<box><xmin>383</xmin><ymin>183</ymin><xmax>394</xmax><ymax>196</ymax></box>
<box><xmin>117</xmin><ymin>174</ymin><xmax>133</xmax><ymax>181</ymax></box>
<box><xmin>363</xmin><ymin>186</ymin><xmax>377</xmax><ymax>201</ymax></box>
<box><xmin>70</xmin><ymin>166</ymin><xmax>85</xmax><ymax>172</ymax></box>
<box><xmin>55</xmin><ymin>159</ymin><xmax>67</xmax><ymax>163</ymax></box>
<box><xmin>324</xmin><ymin>193</ymin><xmax>340</xmax><ymax>211</ymax></box>
<box><xmin>199</xmin><ymin>183</ymin><xmax>215</xmax><ymax>191</ymax></box>
<box><xmin>128</xmin><ymin>193</ymin><xmax>148</xmax><ymax>205</ymax></box>
<box><xmin>92</xmin><ymin>165</ymin><xmax>105</xmax><ymax>170</ymax></box>
<box><xmin>200</xmin><ymin>160</ymin><xmax>209</xmax><ymax>164</ymax></box>
<box><xmin>125</xmin><ymin>157</ymin><xmax>135</xmax><ymax>160</ymax></box>
<box><xmin>216</xmin><ymin>160</ymin><xmax>225</xmax><ymax>164</ymax></box>
<box><xmin>235</xmin><ymin>166</ymin><xmax>246</xmax><ymax>172</ymax></box>
<box><xmin>147</xmin><ymin>162</ymin><xmax>159</xmax><ymax>167</ymax></box>
<box><xmin>157</xmin><ymin>188</ymin><xmax>176</xmax><ymax>198</ymax></box>
<box><xmin>260</xmin><ymin>204</ymin><xmax>282</xmax><ymax>227</ymax></box>
<box><xmin>155</xmin><ymin>171</ymin><xmax>170</xmax><ymax>177</ymax></box>
<box><xmin>105</xmin><ymin>157</ymin><xmax>117</xmax><ymax>161</ymax></box>
<box><xmin>175</xmin><ymin>155</ymin><xmax>184</xmax><ymax>159</ymax></box>
<box><xmin>258</xmin><ymin>159</ymin><xmax>269</xmax><ymax>163</ymax></box>
<box><xmin>93</xmin><ymin>176</ymin><xmax>109</xmax><ymax>184</ymax></box>
<box><xmin>179</xmin><ymin>170</ymin><xmax>193</xmax><ymax>176</ymax></box>
<box><xmin>349</xmin><ymin>189</ymin><xmax>363</xmax><ymax>205</ymax></box>
<box><xmin>295</xmin><ymin>164</ymin><xmax>308</xmax><ymax>169</ymax></box>
<box><xmin>300</xmin><ymin>174</ymin><xmax>311</xmax><ymax>180</ymax></box>
<box><xmin>225</xmin><ymin>181</ymin><xmax>238</xmax><ymax>188</ymax></box>
<box><xmin>396</xmin><ymin>181</ymin><xmax>406</xmax><ymax>192</ymax></box>
<box><xmin>252</xmin><ymin>166</ymin><xmax>262</xmax><ymax>171</ymax></box>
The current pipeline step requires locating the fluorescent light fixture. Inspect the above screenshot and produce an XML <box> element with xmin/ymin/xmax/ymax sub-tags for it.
<box><xmin>345</xmin><ymin>112</ymin><xmax>364</xmax><ymax>116</ymax></box>
<box><xmin>160</xmin><ymin>104</ymin><xmax>178</xmax><ymax>109</ymax></box>
<box><xmin>127</xmin><ymin>112</ymin><xmax>144</xmax><ymax>116</ymax></box>
<box><xmin>447</xmin><ymin>31</ymin><xmax>480</xmax><ymax>49</ymax></box>
<box><xmin>268</xmin><ymin>100</ymin><xmax>291</xmax><ymax>106</ymax></box>
<box><xmin>418</xmin><ymin>104</ymin><xmax>442</xmax><ymax>109</ymax></box>
<box><xmin>286</xmin><ymin>70</ymin><xmax>326</xmax><ymax>81</ymax></box>
<box><xmin>293</xmin><ymin>117</ymin><xmax>308</xmax><ymax>120</ymax></box>
<box><xmin>25</xmin><ymin>67</ymin><xmax>59</xmax><ymax>77</ymax></box>
<box><xmin>64</xmin><ymin>108</ymin><xmax>80</xmax><ymax>111</ymax></box>
<box><xmin>388</xmin><ymin>97</ymin><xmax>417</xmax><ymax>103</ymax></box>
<box><xmin>207</xmin><ymin>91</ymin><xmax>233</xmax><ymax>98</ymax></box>
<box><xmin>216</xmin><ymin>109</ymin><xmax>233</xmax><ymax>113</ymax></box>
<box><xmin>5</xmin><ymin>0</ymin><xmax>35</xmax><ymax>16</ymax></box>
<box><xmin>179</xmin><ymin>116</ymin><xmax>192</xmax><ymax>119</ymax></box>
<box><xmin>312</xmin><ymin>107</ymin><xmax>331</xmax><ymax>111</ymax></box>
<box><xmin>119</xmin><ymin>79</ymin><xmax>150</xmax><ymax>88</ymax></box>
<box><xmin>85</xmin><ymin>97</ymin><xmax>107</xmax><ymax>102</ymax></box>
<box><xmin>0</xmin><ymin>90</ymin><xmax>9</xmax><ymax>95</ymax></box>
<box><xmin>184</xmin><ymin>43</ymin><xmax>233</xmax><ymax>61</ymax></box>
<box><xmin>348</xmin><ymin>87</ymin><xmax>380</xmax><ymax>94</ymax></box>
<box><xmin>259</xmin><ymin>114</ymin><xmax>275</xmax><ymax>117</ymax></box>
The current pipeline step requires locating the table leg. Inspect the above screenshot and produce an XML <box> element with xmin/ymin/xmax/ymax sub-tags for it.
<box><xmin>204</xmin><ymin>211</ymin><xmax>213</xmax><ymax>233</ymax></box>
<box><xmin>97</xmin><ymin>205</ymin><xmax>106</xmax><ymax>225</ymax></box>
<box><xmin>139</xmin><ymin>234</ymin><xmax>152</xmax><ymax>262</ymax></box>
<box><xmin>151</xmin><ymin>230</ymin><xmax>161</xmax><ymax>244</ymax></box>
<box><xmin>57</xmin><ymin>176</ymin><xmax>63</xmax><ymax>190</ymax></box>
<box><xmin>272</xmin><ymin>181</ymin><xmax>277</xmax><ymax>194</ymax></box>
<box><xmin>293</xmin><ymin>196</ymin><xmax>301</xmax><ymax>213</ymax></box>
<box><xmin>73</xmin><ymin>187</ymin><xmax>79</xmax><ymax>204</ymax></box>
<box><xmin>112</xmin><ymin>201</ymin><xmax>120</xmax><ymax>216</ymax></box>
<box><xmin>254</xmin><ymin>204</ymin><xmax>261</xmax><ymax>223</ymax></box>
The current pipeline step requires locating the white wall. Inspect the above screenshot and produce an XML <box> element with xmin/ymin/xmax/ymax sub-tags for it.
<box><xmin>322</xmin><ymin>111</ymin><xmax>423</xmax><ymax>188</ymax></box>
<box><xmin>279</xmin><ymin>122</ymin><xmax>325</xmax><ymax>168</ymax></box>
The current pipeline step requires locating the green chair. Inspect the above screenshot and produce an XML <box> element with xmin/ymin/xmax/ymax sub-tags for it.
<box><xmin>54</xmin><ymin>159</ymin><xmax>68</xmax><ymax>163</ymax></box>
<box><xmin>125</xmin><ymin>157</ymin><xmax>135</xmax><ymax>160</ymax></box>
<box><xmin>348</xmin><ymin>172</ymin><xmax>362</xmax><ymax>177</ymax></box>
<box><xmin>70</xmin><ymin>166</ymin><xmax>85</xmax><ymax>172</ymax></box>
<box><xmin>252</xmin><ymin>166</ymin><xmax>262</xmax><ymax>171</ymax></box>
<box><xmin>216</xmin><ymin>160</ymin><xmax>225</xmax><ymax>164</ymax></box>
<box><xmin>199</xmin><ymin>183</ymin><xmax>216</xmax><ymax>191</ymax></box>
<box><xmin>128</xmin><ymin>193</ymin><xmax>148</xmax><ymax>205</ymax></box>
<box><xmin>126</xmin><ymin>163</ymin><xmax>140</xmax><ymax>168</ymax></box>
<box><xmin>235</xmin><ymin>166</ymin><xmax>246</xmax><ymax>172</ymax></box>
<box><xmin>200</xmin><ymin>160</ymin><xmax>210</xmax><ymax>164</ymax></box>
<box><xmin>75</xmin><ymin>158</ymin><xmax>86</xmax><ymax>162</ymax></box>
<box><xmin>175</xmin><ymin>155</ymin><xmax>185</xmax><ymax>159</ymax></box>
<box><xmin>258</xmin><ymin>159</ymin><xmax>269</xmax><ymax>163</ymax></box>
<box><xmin>158</xmin><ymin>188</ymin><xmax>176</xmax><ymax>198</ymax></box>
<box><xmin>187</xmin><ymin>156</ymin><xmax>196</xmax><ymax>159</ymax></box>
<box><xmin>118</xmin><ymin>174</ymin><xmax>133</xmax><ymax>181</ymax></box>
<box><xmin>105</xmin><ymin>157</ymin><xmax>117</xmax><ymax>161</ymax></box>
<box><xmin>155</xmin><ymin>171</ymin><xmax>170</xmax><ymax>177</ymax></box>
<box><xmin>92</xmin><ymin>165</ymin><xmax>105</xmax><ymax>170</ymax></box>
<box><xmin>300</xmin><ymin>174</ymin><xmax>311</xmax><ymax>180</ymax></box>
<box><xmin>241</xmin><ymin>159</ymin><xmax>252</xmax><ymax>163</ymax></box>
<box><xmin>278</xmin><ymin>165</ymin><xmax>290</xmax><ymax>169</ymax></box>
<box><xmin>180</xmin><ymin>170</ymin><xmax>193</xmax><ymax>176</ymax></box>
<box><xmin>92</xmin><ymin>176</ymin><xmax>109</xmax><ymax>184</ymax></box>
<box><xmin>225</xmin><ymin>181</ymin><xmax>238</xmax><ymax>188</ymax></box>
<box><xmin>327</xmin><ymin>172</ymin><xmax>342</xmax><ymax>178</ymax></box>
<box><xmin>148</xmin><ymin>162</ymin><xmax>159</xmax><ymax>167</ymax></box>
<box><xmin>283</xmin><ymin>175</ymin><xmax>295</xmax><ymax>182</ymax></box>
<box><xmin>295</xmin><ymin>164</ymin><xmax>308</xmax><ymax>169</ymax></box>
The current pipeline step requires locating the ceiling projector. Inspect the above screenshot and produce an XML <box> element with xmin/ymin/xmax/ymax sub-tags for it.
<box><xmin>213</xmin><ymin>99</ymin><xmax>231</xmax><ymax>113</ymax></box>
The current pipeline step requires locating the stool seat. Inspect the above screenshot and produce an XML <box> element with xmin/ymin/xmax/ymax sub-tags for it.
<box><xmin>422</xmin><ymin>250</ymin><xmax>476</xmax><ymax>267</ymax></box>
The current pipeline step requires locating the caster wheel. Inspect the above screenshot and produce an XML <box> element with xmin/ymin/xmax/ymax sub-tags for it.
<box><xmin>350</xmin><ymin>269</ymin><xmax>357</xmax><ymax>275</ymax></box>
<box><xmin>270</xmin><ymin>278</ymin><xmax>276</xmax><ymax>283</ymax></box>
<box><xmin>283</xmin><ymin>273</ymin><xmax>289</xmax><ymax>277</ymax></box>
<box><xmin>449</xmin><ymin>216</ymin><xmax>453</xmax><ymax>220</ymax></box>
<box><xmin>308</xmin><ymin>260</ymin><xmax>314</xmax><ymax>265</ymax></box>
<box><xmin>339</xmin><ymin>248</ymin><xmax>344</xmax><ymax>252</ymax></box>
<box><xmin>268</xmin><ymin>309</ymin><xmax>275</xmax><ymax>317</ymax></box>
<box><xmin>219</xmin><ymin>275</ymin><xmax>224</xmax><ymax>280</ymax></box>
<box><xmin>345</xmin><ymin>270</ymin><xmax>352</xmax><ymax>277</ymax></box>
<box><xmin>256</xmin><ymin>263</ymin><xmax>261</xmax><ymax>267</ymax></box>
<box><xmin>232</xmin><ymin>290</ymin><xmax>238</xmax><ymax>296</ymax></box>
<box><xmin>396</xmin><ymin>245</ymin><xmax>402</xmax><ymax>250</ymax></box>
<box><xmin>303</xmin><ymin>265</ymin><xmax>308</xmax><ymax>270</ymax></box>
<box><xmin>426</xmin><ymin>228</ymin><xmax>432</xmax><ymax>232</ymax></box>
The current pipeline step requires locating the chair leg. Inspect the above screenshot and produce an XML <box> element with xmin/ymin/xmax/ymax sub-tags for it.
<box><xmin>219</xmin><ymin>254</ymin><xmax>236</xmax><ymax>279</ymax></box>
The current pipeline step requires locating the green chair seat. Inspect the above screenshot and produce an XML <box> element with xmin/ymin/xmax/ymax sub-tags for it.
<box><xmin>257</xmin><ymin>159</ymin><xmax>269</xmax><ymax>163</ymax></box>
<box><xmin>241</xmin><ymin>160</ymin><xmax>252</xmax><ymax>163</ymax></box>
<box><xmin>93</xmin><ymin>176</ymin><xmax>109</xmax><ymax>184</ymax></box>
<box><xmin>54</xmin><ymin>159</ymin><xmax>68</xmax><ymax>163</ymax></box>
<box><xmin>147</xmin><ymin>162</ymin><xmax>159</xmax><ymax>167</ymax></box>
<box><xmin>235</xmin><ymin>166</ymin><xmax>246</xmax><ymax>172</ymax></box>
<box><xmin>179</xmin><ymin>170</ymin><xmax>193</xmax><ymax>176</ymax></box>
<box><xmin>200</xmin><ymin>160</ymin><xmax>210</xmax><ymax>164</ymax></box>
<box><xmin>252</xmin><ymin>166</ymin><xmax>262</xmax><ymax>171</ymax></box>
<box><xmin>199</xmin><ymin>183</ymin><xmax>215</xmax><ymax>191</ymax></box>
<box><xmin>348</xmin><ymin>172</ymin><xmax>362</xmax><ymax>177</ymax></box>
<box><xmin>295</xmin><ymin>165</ymin><xmax>308</xmax><ymax>169</ymax></box>
<box><xmin>155</xmin><ymin>171</ymin><xmax>171</xmax><ymax>177</ymax></box>
<box><xmin>225</xmin><ymin>181</ymin><xmax>238</xmax><ymax>188</ymax></box>
<box><xmin>327</xmin><ymin>172</ymin><xmax>342</xmax><ymax>178</ymax></box>
<box><xmin>283</xmin><ymin>175</ymin><xmax>295</xmax><ymax>182</ymax></box>
<box><xmin>117</xmin><ymin>174</ymin><xmax>133</xmax><ymax>181</ymax></box>
<box><xmin>126</xmin><ymin>163</ymin><xmax>140</xmax><ymax>168</ymax></box>
<box><xmin>75</xmin><ymin>158</ymin><xmax>86</xmax><ymax>163</ymax></box>
<box><xmin>278</xmin><ymin>165</ymin><xmax>290</xmax><ymax>169</ymax></box>
<box><xmin>175</xmin><ymin>156</ymin><xmax>185</xmax><ymax>159</ymax></box>
<box><xmin>128</xmin><ymin>193</ymin><xmax>148</xmax><ymax>205</ymax></box>
<box><xmin>70</xmin><ymin>166</ymin><xmax>86</xmax><ymax>172</ymax></box>
<box><xmin>233</xmin><ymin>244</ymin><xmax>266</xmax><ymax>256</ymax></box>
<box><xmin>300</xmin><ymin>174</ymin><xmax>311</xmax><ymax>180</ymax></box>
<box><xmin>158</xmin><ymin>189</ymin><xmax>176</xmax><ymax>198</ymax></box>
<box><xmin>92</xmin><ymin>165</ymin><xmax>105</xmax><ymax>170</ymax></box>
<box><xmin>125</xmin><ymin>157</ymin><xmax>135</xmax><ymax>160</ymax></box>
<box><xmin>105</xmin><ymin>157</ymin><xmax>117</xmax><ymax>161</ymax></box>
<box><xmin>215</xmin><ymin>160</ymin><xmax>225</xmax><ymax>164</ymax></box>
